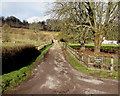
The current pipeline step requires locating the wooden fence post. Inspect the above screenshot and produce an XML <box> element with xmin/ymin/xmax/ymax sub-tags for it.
<box><xmin>82</xmin><ymin>53</ymin><xmax>83</xmax><ymax>61</ymax></box>
<box><xmin>110</xmin><ymin>57</ymin><xmax>114</xmax><ymax>72</ymax></box>
<box><xmin>88</xmin><ymin>56</ymin><xmax>90</xmax><ymax>64</ymax></box>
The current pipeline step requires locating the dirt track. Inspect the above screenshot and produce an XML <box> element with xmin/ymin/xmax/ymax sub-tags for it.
<box><xmin>5</xmin><ymin>42</ymin><xmax>118</xmax><ymax>94</ymax></box>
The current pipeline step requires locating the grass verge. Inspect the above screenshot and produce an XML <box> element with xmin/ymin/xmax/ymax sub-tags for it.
<box><xmin>65</xmin><ymin>50</ymin><xmax>118</xmax><ymax>80</ymax></box>
<box><xmin>1</xmin><ymin>43</ymin><xmax>53</xmax><ymax>93</ymax></box>
<box><xmin>2</xmin><ymin>43</ymin><xmax>28</xmax><ymax>47</ymax></box>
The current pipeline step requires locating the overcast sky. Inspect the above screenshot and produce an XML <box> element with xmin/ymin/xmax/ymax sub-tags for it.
<box><xmin>1</xmin><ymin>1</ymin><xmax>55</xmax><ymax>22</ymax></box>
<box><xmin>1</xmin><ymin>0</ymin><xmax>118</xmax><ymax>23</ymax></box>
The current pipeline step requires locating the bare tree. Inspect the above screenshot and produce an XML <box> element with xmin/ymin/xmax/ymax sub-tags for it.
<box><xmin>82</xmin><ymin>2</ymin><xmax>118</xmax><ymax>54</ymax></box>
<box><xmin>51</xmin><ymin>1</ymin><xmax>118</xmax><ymax>55</ymax></box>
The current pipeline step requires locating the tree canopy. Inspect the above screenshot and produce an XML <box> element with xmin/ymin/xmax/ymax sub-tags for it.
<box><xmin>51</xmin><ymin>1</ymin><xmax>118</xmax><ymax>54</ymax></box>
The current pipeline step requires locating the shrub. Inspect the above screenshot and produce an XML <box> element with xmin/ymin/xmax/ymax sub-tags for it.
<box><xmin>1</xmin><ymin>43</ymin><xmax>53</xmax><ymax>93</ymax></box>
<box><xmin>69</xmin><ymin>44</ymin><xmax>119</xmax><ymax>50</ymax></box>
<box><xmin>2</xmin><ymin>45</ymin><xmax>40</xmax><ymax>74</ymax></box>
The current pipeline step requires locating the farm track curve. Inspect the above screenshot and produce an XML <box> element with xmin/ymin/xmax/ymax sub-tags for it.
<box><xmin>4</xmin><ymin>41</ymin><xmax>119</xmax><ymax>95</ymax></box>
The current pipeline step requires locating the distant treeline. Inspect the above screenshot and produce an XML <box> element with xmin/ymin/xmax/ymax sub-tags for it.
<box><xmin>0</xmin><ymin>16</ymin><xmax>61</xmax><ymax>31</ymax></box>
<box><xmin>0</xmin><ymin>16</ymin><xmax>29</xmax><ymax>29</ymax></box>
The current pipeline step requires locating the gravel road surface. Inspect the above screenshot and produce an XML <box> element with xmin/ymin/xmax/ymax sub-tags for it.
<box><xmin>5</xmin><ymin>42</ymin><xmax>119</xmax><ymax>94</ymax></box>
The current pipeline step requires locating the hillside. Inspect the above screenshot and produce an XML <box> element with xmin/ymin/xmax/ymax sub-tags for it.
<box><xmin>1</xmin><ymin>27</ymin><xmax>60</xmax><ymax>46</ymax></box>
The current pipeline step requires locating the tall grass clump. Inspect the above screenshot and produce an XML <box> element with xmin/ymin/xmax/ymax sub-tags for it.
<box><xmin>2</xmin><ymin>45</ymin><xmax>40</xmax><ymax>74</ymax></box>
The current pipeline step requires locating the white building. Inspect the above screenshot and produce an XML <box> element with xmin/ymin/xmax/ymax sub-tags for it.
<box><xmin>102</xmin><ymin>40</ymin><xmax>118</xmax><ymax>45</ymax></box>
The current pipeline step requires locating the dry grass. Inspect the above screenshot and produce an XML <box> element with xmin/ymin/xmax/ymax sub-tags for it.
<box><xmin>1</xmin><ymin>27</ymin><xmax>59</xmax><ymax>46</ymax></box>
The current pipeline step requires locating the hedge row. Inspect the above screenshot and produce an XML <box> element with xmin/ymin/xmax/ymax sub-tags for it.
<box><xmin>69</xmin><ymin>44</ymin><xmax>119</xmax><ymax>50</ymax></box>
<box><xmin>1</xmin><ymin>44</ymin><xmax>53</xmax><ymax>93</ymax></box>
<box><xmin>2</xmin><ymin>45</ymin><xmax>40</xmax><ymax>74</ymax></box>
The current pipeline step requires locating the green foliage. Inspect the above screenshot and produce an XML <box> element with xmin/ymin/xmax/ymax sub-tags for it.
<box><xmin>34</xmin><ymin>44</ymin><xmax>53</xmax><ymax>65</ymax></box>
<box><xmin>1</xmin><ymin>65</ymin><xmax>32</xmax><ymax>93</ymax></box>
<box><xmin>100</xmin><ymin>46</ymin><xmax>119</xmax><ymax>50</ymax></box>
<box><xmin>69</xmin><ymin>44</ymin><xmax>80</xmax><ymax>47</ymax></box>
<box><xmin>69</xmin><ymin>44</ymin><xmax>119</xmax><ymax>50</ymax></box>
<box><xmin>103</xmin><ymin>58</ymin><xmax>118</xmax><ymax>66</ymax></box>
<box><xmin>66</xmin><ymin>52</ymin><xmax>118</xmax><ymax>80</ymax></box>
<box><xmin>1</xmin><ymin>43</ymin><xmax>53</xmax><ymax>93</ymax></box>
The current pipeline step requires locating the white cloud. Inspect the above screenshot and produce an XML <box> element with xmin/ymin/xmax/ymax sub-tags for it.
<box><xmin>26</xmin><ymin>15</ymin><xmax>50</xmax><ymax>23</ymax></box>
<box><xmin>1</xmin><ymin>2</ymin><xmax>53</xmax><ymax>21</ymax></box>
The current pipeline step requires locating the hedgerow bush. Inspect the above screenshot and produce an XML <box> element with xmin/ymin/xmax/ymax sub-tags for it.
<box><xmin>69</xmin><ymin>44</ymin><xmax>119</xmax><ymax>53</ymax></box>
<box><xmin>69</xmin><ymin>44</ymin><xmax>119</xmax><ymax>49</ymax></box>
<box><xmin>2</xmin><ymin>45</ymin><xmax>40</xmax><ymax>74</ymax></box>
<box><xmin>1</xmin><ymin>43</ymin><xmax>53</xmax><ymax>93</ymax></box>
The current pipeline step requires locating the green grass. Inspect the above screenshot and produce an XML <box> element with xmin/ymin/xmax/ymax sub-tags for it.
<box><xmin>69</xmin><ymin>43</ymin><xmax>119</xmax><ymax>46</ymax></box>
<box><xmin>1</xmin><ymin>64</ymin><xmax>32</xmax><ymax>93</ymax></box>
<box><xmin>69</xmin><ymin>43</ymin><xmax>119</xmax><ymax>49</ymax></box>
<box><xmin>2</xmin><ymin>42</ymin><xmax>42</xmax><ymax>47</ymax></box>
<box><xmin>103</xmin><ymin>58</ymin><xmax>118</xmax><ymax>65</ymax></box>
<box><xmin>1</xmin><ymin>43</ymin><xmax>53</xmax><ymax>93</ymax></box>
<box><xmin>66</xmin><ymin>52</ymin><xmax>118</xmax><ymax>80</ymax></box>
<box><xmin>1</xmin><ymin>27</ymin><xmax>56</xmax><ymax>47</ymax></box>
<box><xmin>2</xmin><ymin>43</ymin><xmax>28</xmax><ymax>46</ymax></box>
<box><xmin>2</xmin><ymin>42</ymin><xmax>48</xmax><ymax>48</ymax></box>
<box><xmin>59</xmin><ymin>43</ymin><xmax>64</xmax><ymax>48</ymax></box>
<box><xmin>33</xmin><ymin>43</ymin><xmax>53</xmax><ymax>66</ymax></box>
<box><xmin>2</xmin><ymin>41</ymin><xmax>51</xmax><ymax>48</ymax></box>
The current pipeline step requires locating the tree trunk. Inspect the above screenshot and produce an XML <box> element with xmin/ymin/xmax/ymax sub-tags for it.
<box><xmin>94</xmin><ymin>32</ymin><xmax>103</xmax><ymax>56</ymax></box>
<box><xmin>79</xmin><ymin>40</ymin><xmax>85</xmax><ymax>52</ymax></box>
